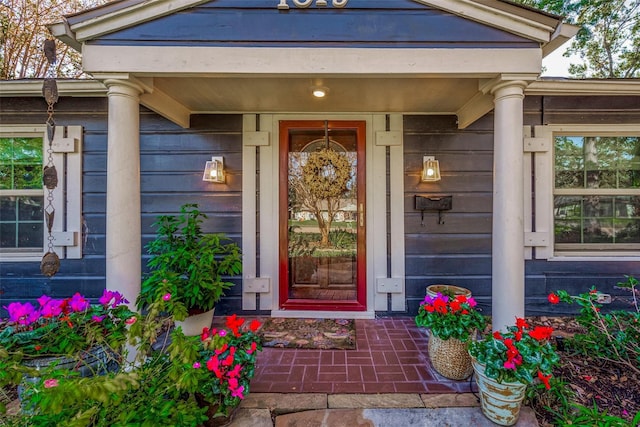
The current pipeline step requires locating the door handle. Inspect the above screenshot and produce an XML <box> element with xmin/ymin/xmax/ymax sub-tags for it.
<box><xmin>359</xmin><ymin>203</ymin><xmax>364</xmax><ymax>227</ymax></box>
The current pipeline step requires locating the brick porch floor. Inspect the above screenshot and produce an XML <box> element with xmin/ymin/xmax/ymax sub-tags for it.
<box><xmin>249</xmin><ymin>317</ymin><xmax>477</xmax><ymax>394</ymax></box>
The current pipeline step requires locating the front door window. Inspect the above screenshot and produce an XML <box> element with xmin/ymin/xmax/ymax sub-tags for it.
<box><xmin>279</xmin><ymin>121</ymin><xmax>366</xmax><ymax>311</ymax></box>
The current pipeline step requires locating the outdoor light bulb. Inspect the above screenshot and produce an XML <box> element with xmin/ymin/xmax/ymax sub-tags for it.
<box><xmin>313</xmin><ymin>88</ymin><xmax>326</xmax><ymax>98</ymax></box>
<box><xmin>210</xmin><ymin>169</ymin><xmax>218</xmax><ymax>179</ymax></box>
<box><xmin>426</xmin><ymin>168</ymin><xmax>435</xmax><ymax>177</ymax></box>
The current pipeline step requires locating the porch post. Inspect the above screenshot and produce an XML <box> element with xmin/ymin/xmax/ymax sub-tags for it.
<box><xmin>491</xmin><ymin>81</ymin><xmax>527</xmax><ymax>332</ymax></box>
<box><xmin>103</xmin><ymin>79</ymin><xmax>143</xmax><ymax>308</ymax></box>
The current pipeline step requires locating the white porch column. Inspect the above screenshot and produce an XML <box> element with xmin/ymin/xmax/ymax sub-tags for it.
<box><xmin>491</xmin><ymin>81</ymin><xmax>527</xmax><ymax>332</ymax></box>
<box><xmin>104</xmin><ymin>79</ymin><xmax>143</xmax><ymax>308</ymax></box>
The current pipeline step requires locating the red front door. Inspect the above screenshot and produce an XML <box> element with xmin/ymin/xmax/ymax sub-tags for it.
<box><xmin>279</xmin><ymin>120</ymin><xmax>366</xmax><ymax>311</ymax></box>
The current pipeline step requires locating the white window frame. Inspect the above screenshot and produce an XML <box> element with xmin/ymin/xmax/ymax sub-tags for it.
<box><xmin>526</xmin><ymin>124</ymin><xmax>640</xmax><ymax>260</ymax></box>
<box><xmin>0</xmin><ymin>125</ymin><xmax>83</xmax><ymax>262</ymax></box>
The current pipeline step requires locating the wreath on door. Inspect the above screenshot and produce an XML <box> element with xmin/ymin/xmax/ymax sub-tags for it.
<box><xmin>302</xmin><ymin>148</ymin><xmax>352</xmax><ymax>199</ymax></box>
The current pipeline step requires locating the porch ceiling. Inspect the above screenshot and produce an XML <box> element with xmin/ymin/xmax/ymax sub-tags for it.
<box><xmin>150</xmin><ymin>76</ymin><xmax>479</xmax><ymax>114</ymax></box>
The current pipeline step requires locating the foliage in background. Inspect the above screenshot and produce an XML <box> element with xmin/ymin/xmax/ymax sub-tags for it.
<box><xmin>0</xmin><ymin>0</ymin><xmax>110</xmax><ymax>79</ymax></box>
<box><xmin>514</xmin><ymin>0</ymin><xmax>640</xmax><ymax>78</ymax></box>
<box><xmin>526</xmin><ymin>281</ymin><xmax>640</xmax><ymax>426</ymax></box>
<box><xmin>549</xmin><ymin>281</ymin><xmax>640</xmax><ymax>374</ymax></box>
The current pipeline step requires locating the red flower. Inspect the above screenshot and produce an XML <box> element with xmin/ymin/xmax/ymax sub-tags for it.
<box><xmin>529</xmin><ymin>326</ymin><xmax>553</xmax><ymax>341</ymax></box>
<box><xmin>226</xmin><ymin>314</ymin><xmax>245</xmax><ymax>337</ymax></box>
<box><xmin>537</xmin><ymin>370</ymin><xmax>552</xmax><ymax>389</ymax></box>
<box><xmin>249</xmin><ymin>319</ymin><xmax>261</xmax><ymax>332</ymax></box>
<box><xmin>547</xmin><ymin>293</ymin><xmax>560</xmax><ymax>304</ymax></box>
<box><xmin>493</xmin><ymin>331</ymin><xmax>503</xmax><ymax>340</ymax></box>
<box><xmin>515</xmin><ymin>318</ymin><xmax>529</xmax><ymax>330</ymax></box>
<box><xmin>433</xmin><ymin>298</ymin><xmax>447</xmax><ymax>314</ymax></box>
<box><xmin>449</xmin><ymin>300</ymin><xmax>461</xmax><ymax>312</ymax></box>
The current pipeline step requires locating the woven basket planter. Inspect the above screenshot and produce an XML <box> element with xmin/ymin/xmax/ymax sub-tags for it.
<box><xmin>427</xmin><ymin>334</ymin><xmax>473</xmax><ymax>380</ymax></box>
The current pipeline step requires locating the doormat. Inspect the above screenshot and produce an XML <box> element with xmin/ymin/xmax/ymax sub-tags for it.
<box><xmin>258</xmin><ymin>318</ymin><xmax>356</xmax><ymax>350</ymax></box>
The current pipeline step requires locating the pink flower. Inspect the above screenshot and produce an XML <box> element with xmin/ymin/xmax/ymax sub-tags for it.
<box><xmin>6</xmin><ymin>302</ymin><xmax>38</xmax><ymax>325</ymax></box>
<box><xmin>99</xmin><ymin>290</ymin><xmax>128</xmax><ymax>308</ymax></box>
<box><xmin>125</xmin><ymin>316</ymin><xmax>137</xmax><ymax>325</ymax></box>
<box><xmin>44</xmin><ymin>379</ymin><xmax>58</xmax><ymax>388</ymax></box>
<box><xmin>68</xmin><ymin>293</ymin><xmax>90</xmax><ymax>312</ymax></box>
<box><xmin>218</xmin><ymin>330</ymin><xmax>226</xmax><ymax>337</ymax></box>
<box><xmin>162</xmin><ymin>293</ymin><xmax>171</xmax><ymax>301</ymax></box>
<box><xmin>40</xmin><ymin>299</ymin><xmax>64</xmax><ymax>318</ymax></box>
<box><xmin>230</xmin><ymin>385</ymin><xmax>245</xmax><ymax>399</ymax></box>
<box><xmin>92</xmin><ymin>315</ymin><xmax>105</xmax><ymax>323</ymax></box>
<box><xmin>193</xmin><ymin>362</ymin><xmax>201</xmax><ymax>369</ymax></box>
<box><xmin>37</xmin><ymin>295</ymin><xmax>52</xmax><ymax>307</ymax></box>
<box><xmin>503</xmin><ymin>360</ymin><xmax>517</xmax><ymax>370</ymax></box>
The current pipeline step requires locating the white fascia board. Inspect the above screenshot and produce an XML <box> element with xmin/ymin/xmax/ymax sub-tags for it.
<box><xmin>70</xmin><ymin>0</ymin><xmax>211</xmax><ymax>42</ymax></box>
<box><xmin>82</xmin><ymin>45</ymin><xmax>543</xmax><ymax>76</ymax></box>
<box><xmin>412</xmin><ymin>0</ymin><xmax>555</xmax><ymax>43</ymax></box>
<box><xmin>48</xmin><ymin>22</ymin><xmax>82</xmax><ymax>52</ymax></box>
<box><xmin>542</xmin><ymin>22</ymin><xmax>580</xmax><ymax>57</ymax></box>
<box><xmin>0</xmin><ymin>80</ymin><xmax>107</xmax><ymax>97</ymax></box>
<box><xmin>527</xmin><ymin>79</ymin><xmax>640</xmax><ymax>96</ymax></box>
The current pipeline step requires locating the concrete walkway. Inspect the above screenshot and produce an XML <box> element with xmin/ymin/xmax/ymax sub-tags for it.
<box><xmin>230</xmin><ymin>393</ymin><xmax>539</xmax><ymax>426</ymax></box>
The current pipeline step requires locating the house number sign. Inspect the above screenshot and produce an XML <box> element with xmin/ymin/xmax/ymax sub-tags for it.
<box><xmin>277</xmin><ymin>0</ymin><xmax>348</xmax><ymax>9</ymax></box>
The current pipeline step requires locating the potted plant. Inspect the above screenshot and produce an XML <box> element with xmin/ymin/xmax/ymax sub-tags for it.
<box><xmin>468</xmin><ymin>318</ymin><xmax>560</xmax><ymax>426</ymax></box>
<box><xmin>193</xmin><ymin>314</ymin><xmax>262</xmax><ymax>425</ymax></box>
<box><xmin>415</xmin><ymin>292</ymin><xmax>487</xmax><ymax>380</ymax></box>
<box><xmin>137</xmin><ymin>203</ymin><xmax>242</xmax><ymax>335</ymax></box>
<box><xmin>0</xmin><ymin>290</ymin><xmax>137</xmax><ymax>410</ymax></box>
<box><xmin>1</xmin><ymin>286</ymin><xmax>262</xmax><ymax>426</ymax></box>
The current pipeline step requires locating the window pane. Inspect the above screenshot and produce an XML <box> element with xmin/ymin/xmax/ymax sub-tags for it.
<box><xmin>554</xmin><ymin>195</ymin><xmax>640</xmax><ymax>245</ymax></box>
<box><xmin>0</xmin><ymin>137</ymin><xmax>43</xmax><ymax>190</ymax></box>
<box><xmin>555</xmin><ymin>136</ymin><xmax>640</xmax><ymax>190</ymax></box>
<box><xmin>18</xmin><ymin>222</ymin><xmax>43</xmax><ymax>248</ymax></box>
<box><xmin>555</xmin><ymin>220</ymin><xmax>581</xmax><ymax>243</ymax></box>
<box><xmin>583</xmin><ymin>218</ymin><xmax>613</xmax><ymax>243</ymax></box>
<box><xmin>615</xmin><ymin>219</ymin><xmax>640</xmax><ymax>243</ymax></box>
<box><xmin>0</xmin><ymin>196</ymin><xmax>43</xmax><ymax>249</ymax></box>
<box><xmin>0</xmin><ymin>223</ymin><xmax>17</xmax><ymax>247</ymax></box>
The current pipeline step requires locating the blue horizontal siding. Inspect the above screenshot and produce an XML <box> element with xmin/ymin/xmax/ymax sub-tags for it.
<box><xmin>0</xmin><ymin>97</ymin><xmax>244</xmax><ymax>316</ymax></box>
<box><xmin>90</xmin><ymin>0</ymin><xmax>536</xmax><ymax>48</ymax></box>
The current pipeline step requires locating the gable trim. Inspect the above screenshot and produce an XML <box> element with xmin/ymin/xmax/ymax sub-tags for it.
<box><xmin>57</xmin><ymin>0</ymin><xmax>212</xmax><ymax>43</ymax></box>
<box><xmin>52</xmin><ymin>0</ymin><xmax>565</xmax><ymax>51</ymax></box>
<box><xmin>412</xmin><ymin>0</ymin><xmax>554</xmax><ymax>43</ymax></box>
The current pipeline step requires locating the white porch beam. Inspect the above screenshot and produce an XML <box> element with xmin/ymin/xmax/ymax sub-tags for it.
<box><xmin>456</xmin><ymin>91</ymin><xmax>493</xmax><ymax>129</ymax></box>
<box><xmin>490</xmin><ymin>80</ymin><xmax>528</xmax><ymax>332</ymax></box>
<box><xmin>104</xmin><ymin>79</ymin><xmax>144</xmax><ymax>309</ymax></box>
<box><xmin>82</xmin><ymin>46</ymin><xmax>542</xmax><ymax>76</ymax></box>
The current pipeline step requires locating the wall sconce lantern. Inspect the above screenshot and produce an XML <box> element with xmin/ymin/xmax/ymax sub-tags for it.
<box><xmin>202</xmin><ymin>156</ymin><xmax>225</xmax><ymax>183</ymax></box>
<box><xmin>421</xmin><ymin>156</ymin><xmax>441</xmax><ymax>182</ymax></box>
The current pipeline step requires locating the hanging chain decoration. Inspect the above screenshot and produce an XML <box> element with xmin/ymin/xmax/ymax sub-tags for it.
<box><xmin>40</xmin><ymin>38</ymin><xmax>60</xmax><ymax>277</ymax></box>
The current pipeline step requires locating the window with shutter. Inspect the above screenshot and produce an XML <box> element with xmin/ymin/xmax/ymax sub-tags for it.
<box><xmin>0</xmin><ymin>125</ymin><xmax>83</xmax><ymax>261</ymax></box>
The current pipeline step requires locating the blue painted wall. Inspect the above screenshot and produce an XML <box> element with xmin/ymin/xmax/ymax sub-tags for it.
<box><xmin>87</xmin><ymin>0</ymin><xmax>536</xmax><ymax>48</ymax></box>
<box><xmin>0</xmin><ymin>98</ymin><xmax>244</xmax><ymax>315</ymax></box>
<box><xmin>403</xmin><ymin>95</ymin><xmax>640</xmax><ymax>318</ymax></box>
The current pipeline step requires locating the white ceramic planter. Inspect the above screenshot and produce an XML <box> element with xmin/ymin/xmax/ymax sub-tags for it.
<box><xmin>175</xmin><ymin>308</ymin><xmax>215</xmax><ymax>336</ymax></box>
